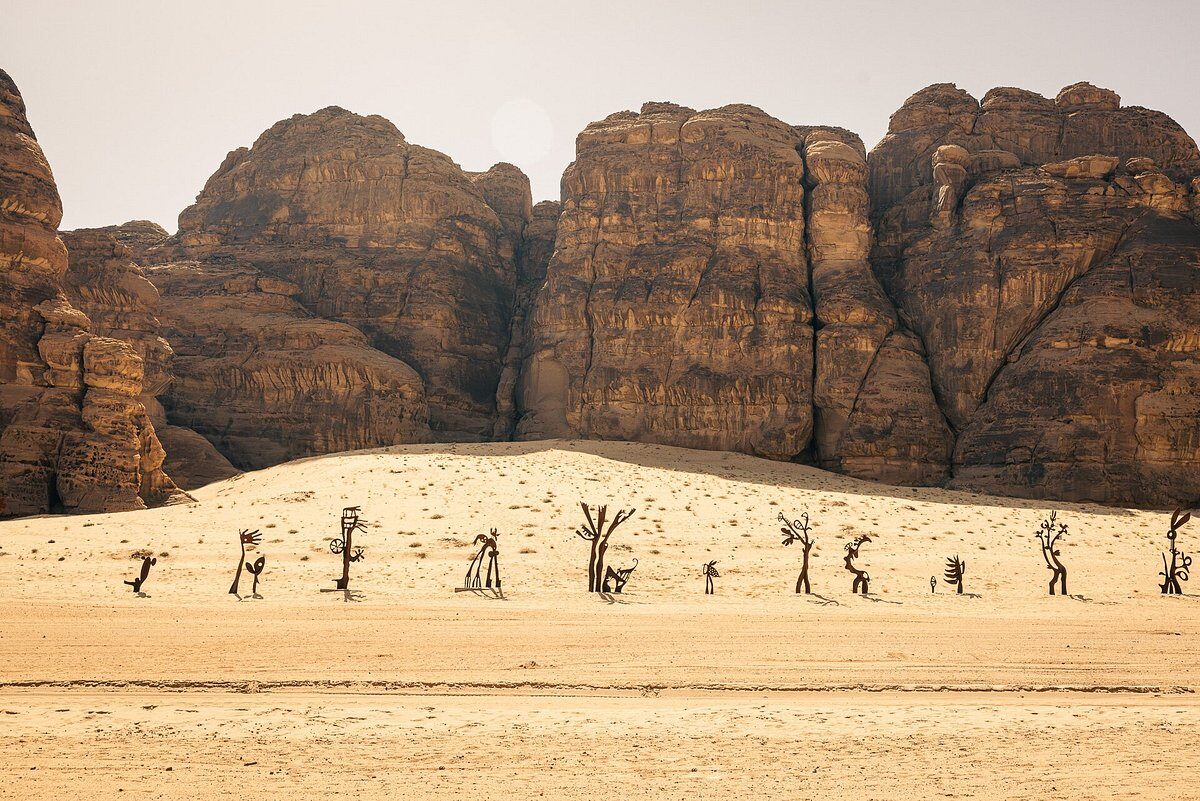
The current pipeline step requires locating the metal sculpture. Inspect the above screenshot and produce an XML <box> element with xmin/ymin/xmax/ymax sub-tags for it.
<box><xmin>703</xmin><ymin>560</ymin><xmax>720</xmax><ymax>594</ymax></box>
<box><xmin>779</xmin><ymin>511</ymin><xmax>815</xmax><ymax>594</ymax></box>
<box><xmin>930</xmin><ymin>576</ymin><xmax>937</xmax><ymax>594</ymax></box>
<box><xmin>330</xmin><ymin>506</ymin><xmax>367</xmax><ymax>591</ymax></box>
<box><xmin>1160</xmin><ymin>508</ymin><xmax>1192</xmax><ymax>595</ymax></box>
<box><xmin>228</xmin><ymin>529</ymin><xmax>262</xmax><ymax>596</ymax></box>
<box><xmin>1036</xmin><ymin>511</ymin><xmax>1068</xmax><ymax>595</ymax></box>
<box><xmin>245</xmin><ymin>556</ymin><xmax>266</xmax><ymax>597</ymax></box>
<box><xmin>575</xmin><ymin>503</ymin><xmax>636</xmax><ymax>593</ymax></box>
<box><xmin>124</xmin><ymin>555</ymin><xmax>156</xmax><ymax>595</ymax></box>
<box><xmin>943</xmin><ymin>555</ymin><xmax>966</xmax><ymax>594</ymax></box>
<box><xmin>464</xmin><ymin>528</ymin><xmax>501</xmax><ymax>591</ymax></box>
<box><xmin>603</xmin><ymin>558</ymin><xmax>638</xmax><ymax>593</ymax></box>
<box><xmin>844</xmin><ymin>534</ymin><xmax>871</xmax><ymax>594</ymax></box>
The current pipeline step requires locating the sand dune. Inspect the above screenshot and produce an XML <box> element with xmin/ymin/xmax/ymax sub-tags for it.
<box><xmin>2</xmin><ymin>440</ymin><xmax>1197</xmax><ymax>799</ymax></box>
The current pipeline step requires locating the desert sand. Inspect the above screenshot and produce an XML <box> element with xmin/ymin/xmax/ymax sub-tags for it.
<box><xmin>2</xmin><ymin>439</ymin><xmax>1198</xmax><ymax>799</ymax></box>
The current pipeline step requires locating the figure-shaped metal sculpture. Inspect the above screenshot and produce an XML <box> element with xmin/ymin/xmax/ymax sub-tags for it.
<box><xmin>228</xmin><ymin>529</ymin><xmax>262</xmax><ymax>596</ymax></box>
<box><xmin>603</xmin><ymin>558</ymin><xmax>638</xmax><ymax>593</ymax></box>
<box><xmin>330</xmin><ymin>506</ymin><xmax>367</xmax><ymax>591</ymax></box>
<box><xmin>930</xmin><ymin>576</ymin><xmax>937</xmax><ymax>594</ymax></box>
<box><xmin>1160</xmin><ymin>508</ymin><xmax>1192</xmax><ymax>595</ymax></box>
<box><xmin>575</xmin><ymin>503</ymin><xmax>636</xmax><ymax>593</ymax></box>
<box><xmin>703</xmin><ymin>560</ymin><xmax>720</xmax><ymax>594</ymax></box>
<box><xmin>1036</xmin><ymin>511</ymin><xmax>1069</xmax><ymax>595</ymax></box>
<box><xmin>844</xmin><ymin>534</ymin><xmax>871</xmax><ymax>594</ymax></box>
<box><xmin>943</xmin><ymin>555</ymin><xmax>966</xmax><ymax>595</ymax></box>
<box><xmin>465</xmin><ymin>528</ymin><xmax>501</xmax><ymax>591</ymax></box>
<box><xmin>245</xmin><ymin>556</ymin><xmax>266</xmax><ymax>597</ymax></box>
<box><xmin>124</xmin><ymin>556</ymin><xmax>156</xmax><ymax>595</ymax></box>
<box><xmin>779</xmin><ymin>511</ymin><xmax>815</xmax><ymax>594</ymax></box>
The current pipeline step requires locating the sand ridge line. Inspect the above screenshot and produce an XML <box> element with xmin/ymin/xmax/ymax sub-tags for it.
<box><xmin>1</xmin><ymin>678</ymin><xmax>1194</xmax><ymax>696</ymax></box>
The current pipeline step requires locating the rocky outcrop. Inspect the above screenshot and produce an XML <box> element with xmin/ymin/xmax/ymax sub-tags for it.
<box><xmin>148</xmin><ymin>260</ymin><xmax>429</xmax><ymax>470</ymax></box>
<box><xmin>0</xmin><ymin>69</ymin><xmax>68</xmax><ymax>418</ymax></box>
<box><xmin>512</xmin><ymin>104</ymin><xmax>949</xmax><ymax>481</ymax></box>
<box><xmin>170</xmin><ymin>106</ymin><xmax>530</xmax><ymax>441</ymax></box>
<box><xmin>801</xmin><ymin>127</ymin><xmax>952</xmax><ymax>483</ymax></box>
<box><xmin>61</xmin><ymin>225</ymin><xmax>237</xmax><ymax>490</ymax></box>
<box><xmin>517</xmin><ymin>103</ymin><xmax>816</xmax><ymax>458</ymax></box>
<box><xmin>0</xmin><ymin>70</ymin><xmax>185</xmax><ymax>515</ymax></box>
<box><xmin>868</xmin><ymin>82</ymin><xmax>1200</xmax><ymax>506</ymax></box>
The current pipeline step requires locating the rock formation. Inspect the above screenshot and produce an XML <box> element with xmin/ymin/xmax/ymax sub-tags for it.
<box><xmin>7</xmin><ymin>73</ymin><xmax>1196</xmax><ymax>512</ymax></box>
<box><xmin>868</xmin><ymin>82</ymin><xmax>1200</xmax><ymax>506</ymax></box>
<box><xmin>515</xmin><ymin>103</ymin><xmax>949</xmax><ymax>482</ymax></box>
<box><xmin>61</xmin><ymin>225</ymin><xmax>238</xmax><ymax>490</ymax></box>
<box><xmin>0</xmin><ymin>70</ymin><xmax>187</xmax><ymax>515</ymax></box>
<box><xmin>169</xmin><ymin>106</ymin><xmax>530</xmax><ymax>441</ymax></box>
<box><xmin>801</xmin><ymin>127</ymin><xmax>953</xmax><ymax>483</ymax></box>
<box><xmin>517</xmin><ymin>103</ymin><xmax>815</xmax><ymax>458</ymax></box>
<box><xmin>147</xmin><ymin>259</ymin><xmax>430</xmax><ymax>470</ymax></box>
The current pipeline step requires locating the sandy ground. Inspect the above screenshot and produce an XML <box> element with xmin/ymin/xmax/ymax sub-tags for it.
<box><xmin>1</xmin><ymin>439</ymin><xmax>1198</xmax><ymax>799</ymax></box>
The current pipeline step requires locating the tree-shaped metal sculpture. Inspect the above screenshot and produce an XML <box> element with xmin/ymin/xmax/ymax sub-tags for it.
<box><xmin>245</xmin><ymin>556</ymin><xmax>266</xmax><ymax>597</ymax></box>
<box><xmin>124</xmin><ymin>555</ymin><xmax>156</xmax><ymax>595</ymax></box>
<box><xmin>844</xmin><ymin>534</ymin><xmax>871</xmax><ymax>594</ymax></box>
<box><xmin>1036</xmin><ymin>511</ymin><xmax>1068</xmax><ymax>595</ymax></box>
<box><xmin>465</xmin><ymin>528</ymin><xmax>501</xmax><ymax>591</ymax></box>
<box><xmin>330</xmin><ymin>506</ymin><xmax>367</xmax><ymax>591</ymax></box>
<box><xmin>1160</xmin><ymin>508</ymin><xmax>1192</xmax><ymax>595</ymax></box>
<box><xmin>575</xmin><ymin>503</ymin><xmax>636</xmax><ymax>593</ymax></box>
<box><xmin>779</xmin><ymin>511</ymin><xmax>815</xmax><ymax>594</ymax></box>
<box><xmin>943</xmin><ymin>555</ymin><xmax>966</xmax><ymax>595</ymax></box>
<box><xmin>228</xmin><ymin>529</ymin><xmax>262</xmax><ymax>596</ymax></box>
<box><xmin>703</xmin><ymin>560</ymin><xmax>720</xmax><ymax>595</ymax></box>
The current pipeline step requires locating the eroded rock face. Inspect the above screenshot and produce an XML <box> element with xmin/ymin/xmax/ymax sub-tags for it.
<box><xmin>517</xmin><ymin>103</ymin><xmax>815</xmax><ymax>458</ymax></box>
<box><xmin>801</xmin><ymin>128</ymin><xmax>952</xmax><ymax>483</ymax></box>
<box><xmin>0</xmin><ymin>71</ymin><xmax>185</xmax><ymax>515</ymax></box>
<box><xmin>148</xmin><ymin>260</ymin><xmax>430</xmax><ymax>470</ymax></box>
<box><xmin>868</xmin><ymin>82</ymin><xmax>1200</xmax><ymax>506</ymax></box>
<box><xmin>171</xmin><ymin>106</ymin><xmax>530</xmax><ymax>440</ymax></box>
<box><xmin>61</xmin><ymin>225</ymin><xmax>238</xmax><ymax>490</ymax></box>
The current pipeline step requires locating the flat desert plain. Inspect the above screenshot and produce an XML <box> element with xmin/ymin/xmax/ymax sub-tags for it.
<box><xmin>1</xmin><ymin>440</ymin><xmax>1197</xmax><ymax>799</ymax></box>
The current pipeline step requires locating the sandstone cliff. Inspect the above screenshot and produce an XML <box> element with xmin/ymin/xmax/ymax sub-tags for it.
<box><xmin>515</xmin><ymin>103</ymin><xmax>949</xmax><ymax>483</ymax></box>
<box><xmin>868</xmin><ymin>82</ymin><xmax>1200</xmax><ymax>505</ymax></box>
<box><xmin>0</xmin><ymin>70</ymin><xmax>186</xmax><ymax>515</ymax></box>
<box><xmin>170</xmin><ymin>107</ymin><xmax>530</xmax><ymax>441</ymax></box>
<box><xmin>61</xmin><ymin>225</ymin><xmax>238</xmax><ymax>490</ymax></box>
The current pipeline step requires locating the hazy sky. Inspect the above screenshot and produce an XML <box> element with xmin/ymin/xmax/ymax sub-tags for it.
<box><xmin>5</xmin><ymin>0</ymin><xmax>1199</xmax><ymax>231</ymax></box>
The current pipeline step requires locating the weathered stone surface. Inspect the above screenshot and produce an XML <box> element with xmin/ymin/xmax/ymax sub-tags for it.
<box><xmin>148</xmin><ymin>260</ymin><xmax>430</xmax><ymax>470</ymax></box>
<box><xmin>1</xmin><ymin>71</ymin><xmax>185</xmax><ymax>515</ymax></box>
<box><xmin>61</xmin><ymin>228</ymin><xmax>174</xmax><ymax>394</ymax></box>
<box><xmin>493</xmin><ymin>199</ymin><xmax>560</xmax><ymax>439</ymax></box>
<box><xmin>0</xmin><ymin>69</ymin><xmax>68</xmax><ymax>410</ymax></box>
<box><xmin>801</xmin><ymin>128</ymin><xmax>952</xmax><ymax>483</ymax></box>
<box><xmin>517</xmin><ymin>103</ymin><xmax>815</xmax><ymax>458</ymax></box>
<box><xmin>868</xmin><ymin>81</ymin><xmax>1200</xmax><ymax>506</ymax></box>
<box><xmin>171</xmin><ymin>106</ymin><xmax>529</xmax><ymax>441</ymax></box>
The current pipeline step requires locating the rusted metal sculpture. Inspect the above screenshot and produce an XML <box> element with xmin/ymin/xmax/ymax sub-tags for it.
<box><xmin>703</xmin><ymin>560</ymin><xmax>720</xmax><ymax>594</ymax></box>
<box><xmin>779</xmin><ymin>511</ymin><xmax>815</xmax><ymax>594</ymax></box>
<box><xmin>124</xmin><ymin>555</ymin><xmax>156</xmax><ymax>595</ymax></box>
<box><xmin>245</xmin><ymin>556</ymin><xmax>266</xmax><ymax>597</ymax></box>
<box><xmin>844</xmin><ymin>534</ymin><xmax>871</xmax><ymax>594</ymax></box>
<box><xmin>465</xmin><ymin>528</ymin><xmax>501</xmax><ymax>591</ymax></box>
<box><xmin>1036</xmin><ymin>511</ymin><xmax>1069</xmax><ymax>595</ymax></box>
<box><xmin>575</xmin><ymin>503</ymin><xmax>636</xmax><ymax>593</ymax></box>
<box><xmin>330</xmin><ymin>506</ymin><xmax>367</xmax><ymax>591</ymax></box>
<box><xmin>228</xmin><ymin>528</ymin><xmax>262</xmax><ymax>596</ymax></box>
<box><xmin>603</xmin><ymin>559</ymin><xmax>638</xmax><ymax>593</ymax></box>
<box><xmin>943</xmin><ymin>555</ymin><xmax>966</xmax><ymax>595</ymax></box>
<box><xmin>1160</xmin><ymin>508</ymin><xmax>1192</xmax><ymax>595</ymax></box>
